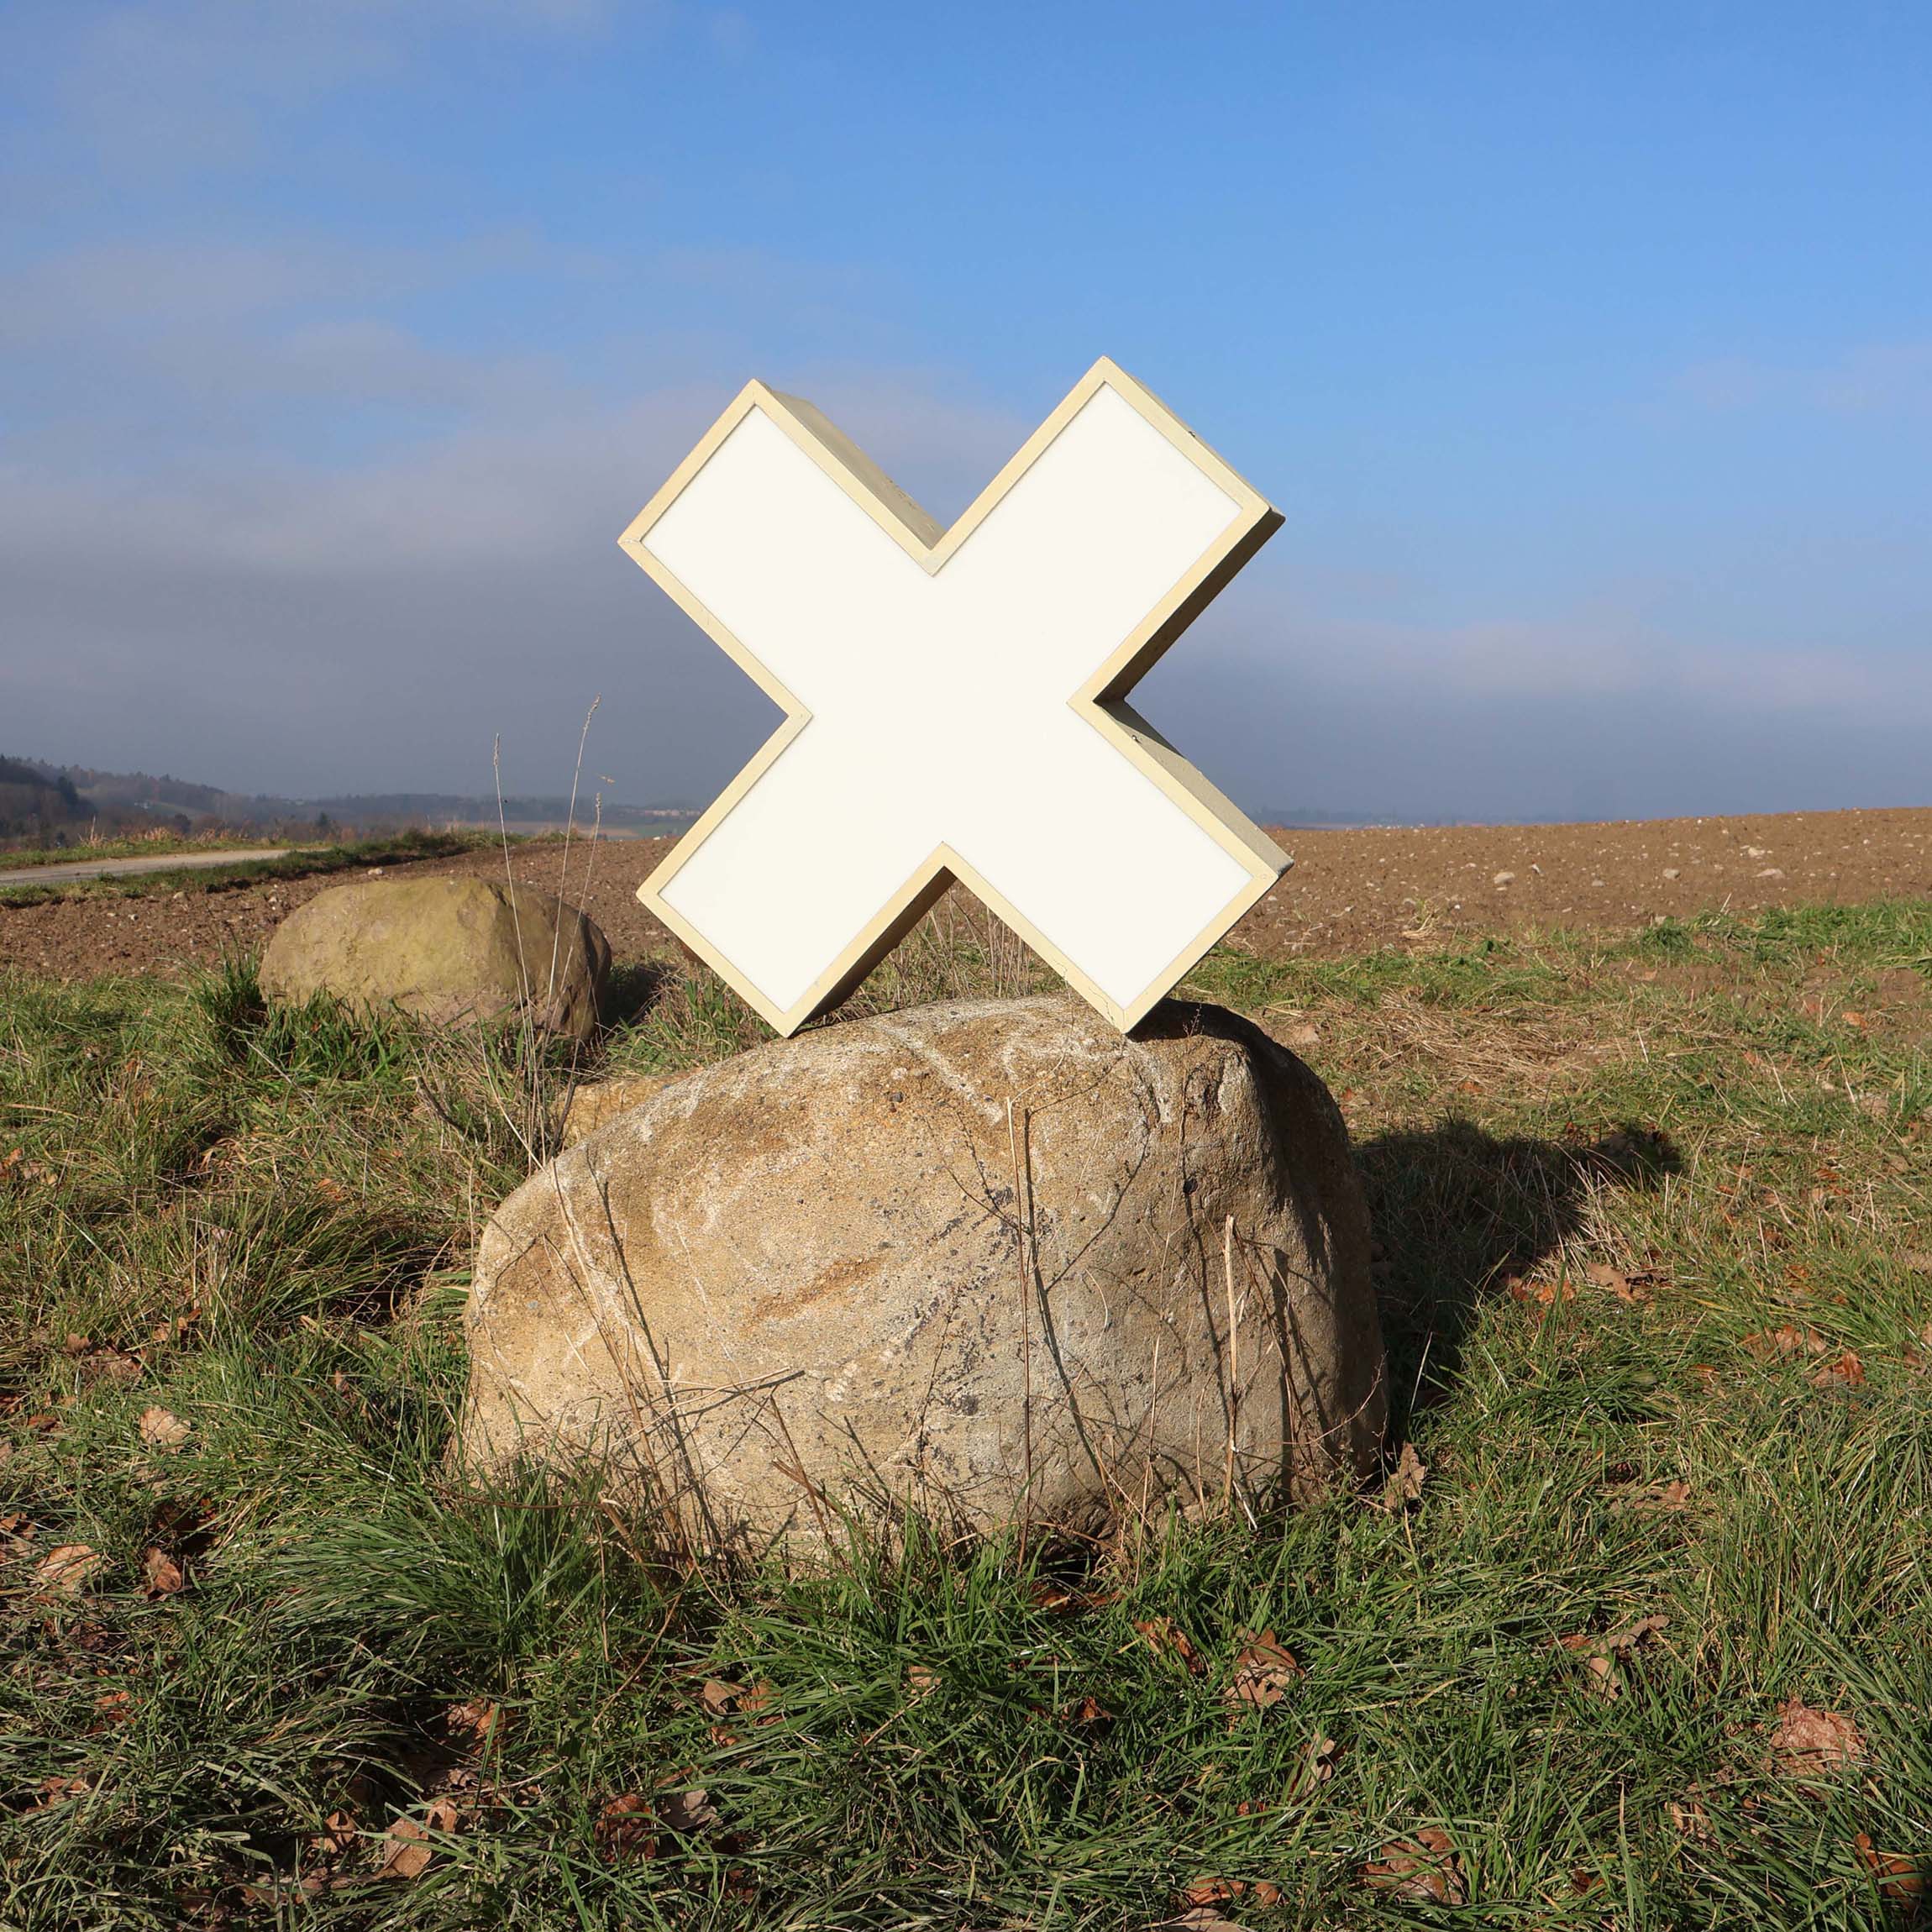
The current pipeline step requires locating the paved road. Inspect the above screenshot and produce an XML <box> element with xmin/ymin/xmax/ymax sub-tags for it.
<box><xmin>0</xmin><ymin>848</ymin><xmax>291</xmax><ymax>890</ymax></box>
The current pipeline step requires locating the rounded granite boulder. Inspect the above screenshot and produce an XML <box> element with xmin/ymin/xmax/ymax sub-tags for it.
<box><xmin>461</xmin><ymin>993</ymin><xmax>1386</xmax><ymax>1552</ymax></box>
<box><xmin>260</xmin><ymin>875</ymin><xmax>610</xmax><ymax>1042</ymax></box>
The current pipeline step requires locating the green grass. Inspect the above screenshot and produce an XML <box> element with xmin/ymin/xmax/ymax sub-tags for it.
<box><xmin>1</xmin><ymin>906</ymin><xmax>1929</xmax><ymax>1927</ymax></box>
<box><xmin>0</xmin><ymin>833</ymin><xmax>277</xmax><ymax>871</ymax></box>
<box><xmin>0</xmin><ymin>830</ymin><xmax>493</xmax><ymax>906</ymax></box>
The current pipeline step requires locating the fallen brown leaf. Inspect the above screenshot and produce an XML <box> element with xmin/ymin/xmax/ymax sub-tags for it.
<box><xmin>1159</xmin><ymin>1911</ymin><xmax>1247</xmax><ymax>1932</ymax></box>
<box><xmin>380</xmin><ymin>1799</ymin><xmax>459</xmax><ymax>1880</ymax></box>
<box><xmin>312</xmin><ymin>1810</ymin><xmax>359</xmax><ymax>1857</ymax></box>
<box><xmin>905</xmin><ymin>1662</ymin><xmax>941</xmax><ymax>1701</ymax></box>
<box><xmin>142</xmin><ymin>1546</ymin><xmax>185</xmax><ymax>1599</ymax></box>
<box><xmin>1668</xmin><ymin>1794</ymin><xmax>1714</xmax><ymax>1842</ymax></box>
<box><xmin>1028</xmin><ymin>1578</ymin><xmax>1114</xmax><ymax>1616</ymax></box>
<box><xmin>1770</xmin><ymin>1698</ymin><xmax>1866</xmax><ymax>1785</ymax></box>
<box><xmin>657</xmin><ymin>1788</ymin><xmax>719</xmax><ymax>1836</ymax></box>
<box><xmin>1384</xmin><ymin>1441</ymin><xmax>1427</xmax><ymax>1507</ymax></box>
<box><xmin>34</xmin><ymin>1543</ymin><xmax>103</xmax><ymax>1599</ymax></box>
<box><xmin>1854</xmin><ymin>1832</ymin><xmax>1924</xmax><ymax>1912</ymax></box>
<box><xmin>1584</xmin><ymin>1262</ymin><xmax>1649</xmax><ymax>1303</ymax></box>
<box><xmin>1134</xmin><ymin>1616</ymin><xmax>1207</xmax><ymax>1676</ymax></box>
<box><xmin>1179</xmin><ymin>1877</ymin><xmax>1283</xmax><ymax>1911</ymax></box>
<box><xmin>445</xmin><ymin>1697</ymin><xmax>501</xmax><ymax>1745</ymax></box>
<box><xmin>1510</xmin><ymin>1273</ymin><xmax>1576</xmax><ymax>1305</ymax></box>
<box><xmin>1623</xmin><ymin>1476</ymin><xmax>1700</xmax><ymax>1507</ymax></box>
<box><xmin>33</xmin><ymin>1774</ymin><xmax>92</xmax><ymax>1809</ymax></box>
<box><xmin>1743</xmin><ymin>1325</ymin><xmax>1830</xmax><ymax>1360</ymax></box>
<box><xmin>1810</xmin><ymin>1349</ymin><xmax>1866</xmax><ymax>1389</ymax></box>
<box><xmin>151</xmin><ymin>1306</ymin><xmax>200</xmax><ymax>1347</ymax></box>
<box><xmin>1559</xmin><ymin>1614</ymin><xmax>1667</xmax><ymax>1697</ymax></box>
<box><xmin>1361</xmin><ymin>1827</ymin><xmax>1466</xmax><ymax>1904</ymax></box>
<box><xmin>93</xmin><ymin>1688</ymin><xmax>133</xmax><ymax>1725</ymax></box>
<box><xmin>1061</xmin><ymin>1692</ymin><xmax>1115</xmax><ymax>1730</ymax></box>
<box><xmin>1224</xmin><ymin>1629</ymin><xmax>1303</xmax><ymax>1724</ymax></box>
<box><xmin>138</xmin><ymin>1406</ymin><xmax>190</xmax><ymax>1452</ymax></box>
<box><xmin>1603</xmin><ymin>1614</ymin><xmax>1669</xmax><ymax>1652</ymax></box>
<box><xmin>380</xmin><ymin>1819</ymin><xmax>432</xmax><ymax>1881</ymax></box>
<box><xmin>697</xmin><ymin>1678</ymin><xmax>740</xmax><ymax>1716</ymax></box>
<box><xmin>596</xmin><ymin>1793</ymin><xmax>658</xmax><ymax>1861</ymax></box>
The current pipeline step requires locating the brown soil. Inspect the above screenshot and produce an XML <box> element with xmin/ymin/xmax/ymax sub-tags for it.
<box><xmin>3</xmin><ymin>806</ymin><xmax>1929</xmax><ymax>985</ymax></box>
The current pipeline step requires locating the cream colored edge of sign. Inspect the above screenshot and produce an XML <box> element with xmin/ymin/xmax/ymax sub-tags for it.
<box><xmin>617</xmin><ymin>355</ymin><xmax>1290</xmax><ymax>1037</ymax></box>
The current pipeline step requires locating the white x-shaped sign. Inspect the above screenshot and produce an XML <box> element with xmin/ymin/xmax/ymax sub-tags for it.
<box><xmin>620</xmin><ymin>357</ymin><xmax>1289</xmax><ymax>1035</ymax></box>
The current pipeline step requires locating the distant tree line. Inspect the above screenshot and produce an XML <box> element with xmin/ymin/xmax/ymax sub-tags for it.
<box><xmin>0</xmin><ymin>758</ymin><xmax>92</xmax><ymax>839</ymax></box>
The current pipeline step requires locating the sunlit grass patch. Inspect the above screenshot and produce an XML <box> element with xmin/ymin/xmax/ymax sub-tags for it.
<box><xmin>0</xmin><ymin>900</ymin><xmax>1927</xmax><ymax>1926</ymax></box>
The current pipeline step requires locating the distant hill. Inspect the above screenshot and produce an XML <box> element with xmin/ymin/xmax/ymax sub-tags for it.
<box><xmin>0</xmin><ymin>757</ymin><xmax>92</xmax><ymax>838</ymax></box>
<box><xmin>7</xmin><ymin>757</ymin><xmax>699</xmax><ymax>843</ymax></box>
<box><xmin>302</xmin><ymin>793</ymin><xmax>699</xmax><ymax>831</ymax></box>
<box><xmin>45</xmin><ymin>763</ymin><xmax>291</xmax><ymax>824</ymax></box>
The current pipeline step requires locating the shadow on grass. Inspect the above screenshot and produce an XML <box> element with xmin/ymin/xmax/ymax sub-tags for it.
<box><xmin>602</xmin><ymin>958</ymin><xmax>678</xmax><ymax>1028</ymax></box>
<box><xmin>1358</xmin><ymin>1117</ymin><xmax>1680</xmax><ymax>1436</ymax></box>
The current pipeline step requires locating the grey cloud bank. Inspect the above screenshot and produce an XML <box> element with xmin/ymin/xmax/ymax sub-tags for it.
<box><xmin>4</xmin><ymin>340</ymin><xmax>1928</xmax><ymax>822</ymax></box>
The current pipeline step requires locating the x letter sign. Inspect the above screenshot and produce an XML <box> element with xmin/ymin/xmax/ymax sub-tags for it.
<box><xmin>620</xmin><ymin>357</ymin><xmax>1289</xmax><ymax>1035</ymax></box>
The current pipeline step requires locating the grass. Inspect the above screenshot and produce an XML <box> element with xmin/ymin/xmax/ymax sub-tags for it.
<box><xmin>0</xmin><ymin>831</ymin><xmax>495</xmax><ymax>906</ymax></box>
<box><xmin>0</xmin><ymin>833</ymin><xmax>283</xmax><ymax>872</ymax></box>
<box><xmin>0</xmin><ymin>903</ymin><xmax>1928</xmax><ymax>1927</ymax></box>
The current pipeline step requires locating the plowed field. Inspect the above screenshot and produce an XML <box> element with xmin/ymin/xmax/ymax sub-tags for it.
<box><xmin>3</xmin><ymin>806</ymin><xmax>1928</xmax><ymax>982</ymax></box>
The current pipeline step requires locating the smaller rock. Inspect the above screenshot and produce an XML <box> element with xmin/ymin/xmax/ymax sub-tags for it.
<box><xmin>1662</xmin><ymin>868</ymin><xmax>1681</xmax><ymax>880</ymax></box>
<box><xmin>1756</xmin><ymin>867</ymin><xmax>1785</xmax><ymax>880</ymax></box>
<box><xmin>1492</xmin><ymin>871</ymin><xmax>1515</xmax><ymax>886</ymax></box>
<box><xmin>261</xmin><ymin>876</ymin><xmax>609</xmax><ymax>1040</ymax></box>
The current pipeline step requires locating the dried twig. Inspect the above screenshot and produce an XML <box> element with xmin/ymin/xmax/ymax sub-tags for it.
<box><xmin>1007</xmin><ymin>1096</ymin><xmax>1035</xmax><ymax>1558</ymax></box>
<box><xmin>1223</xmin><ymin>1213</ymin><xmax>1238</xmax><ymax>1512</ymax></box>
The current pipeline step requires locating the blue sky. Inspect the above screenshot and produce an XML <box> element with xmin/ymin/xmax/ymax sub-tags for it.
<box><xmin>2</xmin><ymin>1</ymin><xmax>1927</xmax><ymax>820</ymax></box>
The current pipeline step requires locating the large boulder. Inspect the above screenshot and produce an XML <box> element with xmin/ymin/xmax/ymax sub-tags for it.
<box><xmin>461</xmin><ymin>995</ymin><xmax>1385</xmax><ymax>1551</ymax></box>
<box><xmin>260</xmin><ymin>876</ymin><xmax>609</xmax><ymax>1041</ymax></box>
